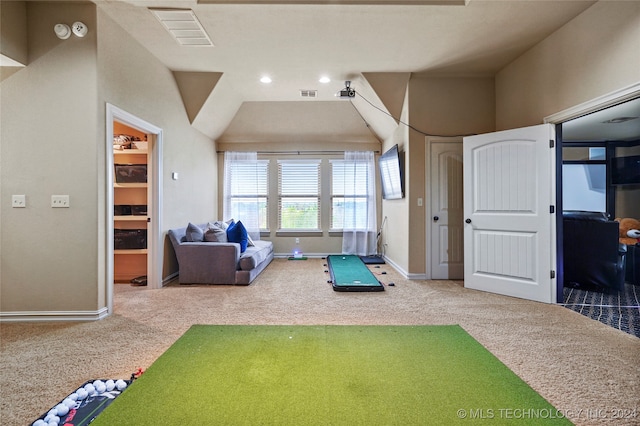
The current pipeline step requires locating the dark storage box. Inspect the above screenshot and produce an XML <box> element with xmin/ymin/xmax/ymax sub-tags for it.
<box><xmin>114</xmin><ymin>205</ymin><xmax>132</xmax><ymax>216</ymax></box>
<box><xmin>115</xmin><ymin>164</ymin><xmax>147</xmax><ymax>183</ymax></box>
<box><xmin>114</xmin><ymin>205</ymin><xmax>147</xmax><ymax>216</ymax></box>
<box><xmin>131</xmin><ymin>205</ymin><xmax>147</xmax><ymax>216</ymax></box>
<box><xmin>114</xmin><ymin>229</ymin><xmax>147</xmax><ymax>250</ymax></box>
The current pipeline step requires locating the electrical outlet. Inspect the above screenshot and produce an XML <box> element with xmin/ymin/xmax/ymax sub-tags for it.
<box><xmin>51</xmin><ymin>195</ymin><xmax>70</xmax><ymax>208</ymax></box>
<box><xmin>12</xmin><ymin>195</ymin><xmax>26</xmax><ymax>208</ymax></box>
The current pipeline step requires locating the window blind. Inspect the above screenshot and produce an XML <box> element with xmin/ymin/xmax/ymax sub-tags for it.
<box><xmin>278</xmin><ymin>160</ymin><xmax>320</xmax><ymax>230</ymax></box>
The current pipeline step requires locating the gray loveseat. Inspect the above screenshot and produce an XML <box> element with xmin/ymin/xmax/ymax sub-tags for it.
<box><xmin>168</xmin><ymin>223</ymin><xmax>274</xmax><ymax>285</ymax></box>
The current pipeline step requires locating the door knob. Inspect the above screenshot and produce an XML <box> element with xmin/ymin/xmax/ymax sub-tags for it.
<box><xmin>465</xmin><ymin>218</ymin><xmax>471</xmax><ymax>224</ymax></box>
<box><xmin>433</xmin><ymin>216</ymin><xmax>439</xmax><ymax>221</ymax></box>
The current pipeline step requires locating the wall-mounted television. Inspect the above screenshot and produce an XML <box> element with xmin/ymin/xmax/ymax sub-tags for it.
<box><xmin>611</xmin><ymin>155</ymin><xmax>640</xmax><ymax>185</ymax></box>
<box><xmin>379</xmin><ymin>144</ymin><xmax>404</xmax><ymax>200</ymax></box>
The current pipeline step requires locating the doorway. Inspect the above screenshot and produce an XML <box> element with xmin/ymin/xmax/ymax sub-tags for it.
<box><xmin>427</xmin><ymin>138</ymin><xmax>463</xmax><ymax>280</ymax></box>
<box><xmin>106</xmin><ymin>104</ymin><xmax>163</xmax><ymax>315</ymax></box>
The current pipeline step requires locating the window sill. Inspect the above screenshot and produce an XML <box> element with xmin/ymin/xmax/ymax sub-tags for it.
<box><xmin>275</xmin><ymin>230</ymin><xmax>323</xmax><ymax>237</ymax></box>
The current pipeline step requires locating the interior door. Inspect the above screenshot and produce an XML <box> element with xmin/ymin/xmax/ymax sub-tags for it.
<box><xmin>430</xmin><ymin>140</ymin><xmax>464</xmax><ymax>279</ymax></box>
<box><xmin>463</xmin><ymin>124</ymin><xmax>556</xmax><ymax>303</ymax></box>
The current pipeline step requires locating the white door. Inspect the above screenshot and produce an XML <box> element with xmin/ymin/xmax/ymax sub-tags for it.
<box><xmin>463</xmin><ymin>124</ymin><xmax>556</xmax><ymax>303</ymax></box>
<box><xmin>429</xmin><ymin>140</ymin><xmax>464</xmax><ymax>279</ymax></box>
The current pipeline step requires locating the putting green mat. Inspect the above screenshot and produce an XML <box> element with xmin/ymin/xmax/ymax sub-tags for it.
<box><xmin>327</xmin><ymin>254</ymin><xmax>384</xmax><ymax>291</ymax></box>
<box><xmin>93</xmin><ymin>325</ymin><xmax>571</xmax><ymax>425</ymax></box>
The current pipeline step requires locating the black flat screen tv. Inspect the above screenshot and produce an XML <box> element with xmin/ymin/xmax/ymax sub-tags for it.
<box><xmin>379</xmin><ymin>144</ymin><xmax>404</xmax><ymax>199</ymax></box>
<box><xmin>611</xmin><ymin>155</ymin><xmax>640</xmax><ymax>185</ymax></box>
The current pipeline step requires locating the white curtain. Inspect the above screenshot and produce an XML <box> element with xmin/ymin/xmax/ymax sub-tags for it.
<box><xmin>341</xmin><ymin>151</ymin><xmax>377</xmax><ymax>256</ymax></box>
<box><xmin>223</xmin><ymin>151</ymin><xmax>260</xmax><ymax>240</ymax></box>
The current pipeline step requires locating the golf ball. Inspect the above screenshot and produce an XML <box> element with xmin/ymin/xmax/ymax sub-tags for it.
<box><xmin>44</xmin><ymin>414</ymin><xmax>60</xmax><ymax>423</ymax></box>
<box><xmin>115</xmin><ymin>379</ymin><xmax>127</xmax><ymax>391</ymax></box>
<box><xmin>105</xmin><ymin>379</ymin><xmax>115</xmax><ymax>391</ymax></box>
<box><xmin>55</xmin><ymin>403</ymin><xmax>69</xmax><ymax>416</ymax></box>
<box><xmin>76</xmin><ymin>388</ymin><xmax>88</xmax><ymax>400</ymax></box>
<box><xmin>95</xmin><ymin>382</ymin><xmax>107</xmax><ymax>393</ymax></box>
<box><xmin>32</xmin><ymin>420</ymin><xmax>47</xmax><ymax>426</ymax></box>
<box><xmin>67</xmin><ymin>392</ymin><xmax>78</xmax><ymax>401</ymax></box>
<box><xmin>62</xmin><ymin>398</ymin><xmax>75</xmax><ymax>408</ymax></box>
<box><xmin>83</xmin><ymin>383</ymin><xmax>95</xmax><ymax>394</ymax></box>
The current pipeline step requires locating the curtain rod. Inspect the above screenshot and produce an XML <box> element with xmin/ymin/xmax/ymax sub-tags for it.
<box><xmin>217</xmin><ymin>150</ymin><xmax>380</xmax><ymax>155</ymax></box>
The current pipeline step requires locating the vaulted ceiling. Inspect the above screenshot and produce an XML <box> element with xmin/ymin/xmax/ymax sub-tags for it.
<box><xmin>95</xmin><ymin>0</ymin><xmax>600</xmax><ymax>142</ymax></box>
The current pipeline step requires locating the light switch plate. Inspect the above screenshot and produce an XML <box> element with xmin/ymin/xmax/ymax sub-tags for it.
<box><xmin>51</xmin><ymin>195</ymin><xmax>70</xmax><ymax>208</ymax></box>
<box><xmin>12</xmin><ymin>195</ymin><xmax>26</xmax><ymax>208</ymax></box>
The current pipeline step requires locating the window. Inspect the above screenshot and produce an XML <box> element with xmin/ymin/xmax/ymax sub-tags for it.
<box><xmin>331</xmin><ymin>160</ymin><xmax>373</xmax><ymax>230</ymax></box>
<box><xmin>278</xmin><ymin>160</ymin><xmax>320</xmax><ymax>230</ymax></box>
<box><xmin>562</xmin><ymin>145</ymin><xmax>607</xmax><ymax>213</ymax></box>
<box><xmin>224</xmin><ymin>154</ymin><xmax>269</xmax><ymax>230</ymax></box>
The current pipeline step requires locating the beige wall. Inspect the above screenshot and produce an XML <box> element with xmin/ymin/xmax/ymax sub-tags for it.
<box><xmin>0</xmin><ymin>3</ymin><xmax>218</xmax><ymax>317</ymax></box>
<box><xmin>97</xmin><ymin>9</ymin><xmax>218</xmax><ymax>287</ymax></box>
<box><xmin>496</xmin><ymin>1</ymin><xmax>640</xmax><ymax>131</ymax></box>
<box><xmin>401</xmin><ymin>75</ymin><xmax>495</xmax><ymax>276</ymax></box>
<box><xmin>1</xmin><ymin>2</ymin><xmax>99</xmax><ymax>313</ymax></box>
<box><xmin>0</xmin><ymin>1</ymin><xmax>28</xmax><ymax>67</ymax></box>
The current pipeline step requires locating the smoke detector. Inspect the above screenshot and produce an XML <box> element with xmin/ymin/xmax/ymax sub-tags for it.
<box><xmin>71</xmin><ymin>22</ymin><xmax>88</xmax><ymax>38</ymax></box>
<box><xmin>54</xmin><ymin>24</ymin><xmax>71</xmax><ymax>40</ymax></box>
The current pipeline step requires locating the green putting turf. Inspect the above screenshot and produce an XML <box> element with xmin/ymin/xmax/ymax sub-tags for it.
<box><xmin>327</xmin><ymin>254</ymin><xmax>384</xmax><ymax>291</ymax></box>
<box><xmin>93</xmin><ymin>325</ymin><xmax>571</xmax><ymax>425</ymax></box>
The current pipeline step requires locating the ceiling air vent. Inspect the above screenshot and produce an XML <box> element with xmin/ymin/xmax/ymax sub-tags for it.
<box><xmin>149</xmin><ymin>8</ymin><xmax>213</xmax><ymax>47</ymax></box>
<box><xmin>300</xmin><ymin>90</ymin><xmax>318</xmax><ymax>98</ymax></box>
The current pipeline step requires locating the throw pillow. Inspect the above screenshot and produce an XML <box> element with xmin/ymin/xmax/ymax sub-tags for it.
<box><xmin>204</xmin><ymin>222</ymin><xmax>228</xmax><ymax>242</ymax></box>
<box><xmin>226</xmin><ymin>220</ymin><xmax>249</xmax><ymax>253</ymax></box>
<box><xmin>185</xmin><ymin>222</ymin><xmax>204</xmax><ymax>242</ymax></box>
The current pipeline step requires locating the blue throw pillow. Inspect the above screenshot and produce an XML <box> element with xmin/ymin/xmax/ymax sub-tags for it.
<box><xmin>226</xmin><ymin>220</ymin><xmax>249</xmax><ymax>253</ymax></box>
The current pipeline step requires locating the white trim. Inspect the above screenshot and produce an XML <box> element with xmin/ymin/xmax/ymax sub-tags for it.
<box><xmin>0</xmin><ymin>308</ymin><xmax>109</xmax><ymax>322</ymax></box>
<box><xmin>544</xmin><ymin>82</ymin><xmax>640</xmax><ymax>124</ymax></box>
<box><xmin>106</xmin><ymin>104</ymin><xmax>163</xmax><ymax>318</ymax></box>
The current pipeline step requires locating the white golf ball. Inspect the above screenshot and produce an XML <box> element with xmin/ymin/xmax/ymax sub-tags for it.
<box><xmin>67</xmin><ymin>393</ymin><xmax>78</xmax><ymax>401</ymax></box>
<box><xmin>83</xmin><ymin>383</ymin><xmax>95</xmax><ymax>394</ymax></box>
<box><xmin>76</xmin><ymin>388</ymin><xmax>88</xmax><ymax>400</ymax></box>
<box><xmin>32</xmin><ymin>420</ymin><xmax>47</xmax><ymax>426</ymax></box>
<box><xmin>44</xmin><ymin>414</ymin><xmax>60</xmax><ymax>423</ymax></box>
<box><xmin>115</xmin><ymin>379</ymin><xmax>127</xmax><ymax>391</ymax></box>
<box><xmin>62</xmin><ymin>398</ymin><xmax>75</xmax><ymax>408</ymax></box>
<box><xmin>105</xmin><ymin>379</ymin><xmax>115</xmax><ymax>391</ymax></box>
<box><xmin>47</xmin><ymin>408</ymin><xmax>57</xmax><ymax>417</ymax></box>
<box><xmin>55</xmin><ymin>403</ymin><xmax>69</xmax><ymax>416</ymax></box>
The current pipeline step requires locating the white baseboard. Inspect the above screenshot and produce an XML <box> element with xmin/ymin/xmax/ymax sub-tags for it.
<box><xmin>274</xmin><ymin>252</ymin><xmax>331</xmax><ymax>258</ymax></box>
<box><xmin>0</xmin><ymin>307</ymin><xmax>109</xmax><ymax>322</ymax></box>
<box><xmin>380</xmin><ymin>256</ymin><xmax>426</xmax><ymax>280</ymax></box>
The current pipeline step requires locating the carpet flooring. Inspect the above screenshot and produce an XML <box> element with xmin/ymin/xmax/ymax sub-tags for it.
<box><xmin>562</xmin><ymin>283</ymin><xmax>640</xmax><ymax>338</ymax></box>
<box><xmin>1</xmin><ymin>258</ymin><xmax>639</xmax><ymax>426</ymax></box>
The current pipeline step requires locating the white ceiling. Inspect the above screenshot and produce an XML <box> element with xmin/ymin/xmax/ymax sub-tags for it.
<box><xmin>93</xmin><ymin>0</ymin><xmax>638</xmax><ymax>142</ymax></box>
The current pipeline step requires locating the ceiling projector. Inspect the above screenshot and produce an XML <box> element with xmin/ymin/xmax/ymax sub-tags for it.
<box><xmin>336</xmin><ymin>81</ymin><xmax>356</xmax><ymax>99</ymax></box>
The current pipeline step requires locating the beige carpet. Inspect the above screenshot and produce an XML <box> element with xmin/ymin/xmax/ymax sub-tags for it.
<box><xmin>2</xmin><ymin>258</ymin><xmax>639</xmax><ymax>425</ymax></box>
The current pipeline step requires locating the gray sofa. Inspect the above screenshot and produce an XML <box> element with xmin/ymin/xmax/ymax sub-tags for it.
<box><xmin>168</xmin><ymin>223</ymin><xmax>274</xmax><ymax>285</ymax></box>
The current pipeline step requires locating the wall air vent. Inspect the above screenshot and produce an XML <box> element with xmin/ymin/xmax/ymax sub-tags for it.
<box><xmin>300</xmin><ymin>90</ymin><xmax>318</xmax><ymax>98</ymax></box>
<box><xmin>149</xmin><ymin>8</ymin><xmax>213</xmax><ymax>47</ymax></box>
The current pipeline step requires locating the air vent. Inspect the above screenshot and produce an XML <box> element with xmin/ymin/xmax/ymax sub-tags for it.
<box><xmin>149</xmin><ymin>8</ymin><xmax>213</xmax><ymax>47</ymax></box>
<box><xmin>300</xmin><ymin>90</ymin><xmax>318</xmax><ymax>98</ymax></box>
<box><xmin>602</xmin><ymin>116</ymin><xmax>638</xmax><ymax>124</ymax></box>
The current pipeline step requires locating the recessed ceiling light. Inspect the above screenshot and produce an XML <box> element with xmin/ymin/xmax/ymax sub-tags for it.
<box><xmin>319</xmin><ymin>76</ymin><xmax>331</xmax><ymax>84</ymax></box>
<box><xmin>260</xmin><ymin>76</ymin><xmax>272</xmax><ymax>84</ymax></box>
